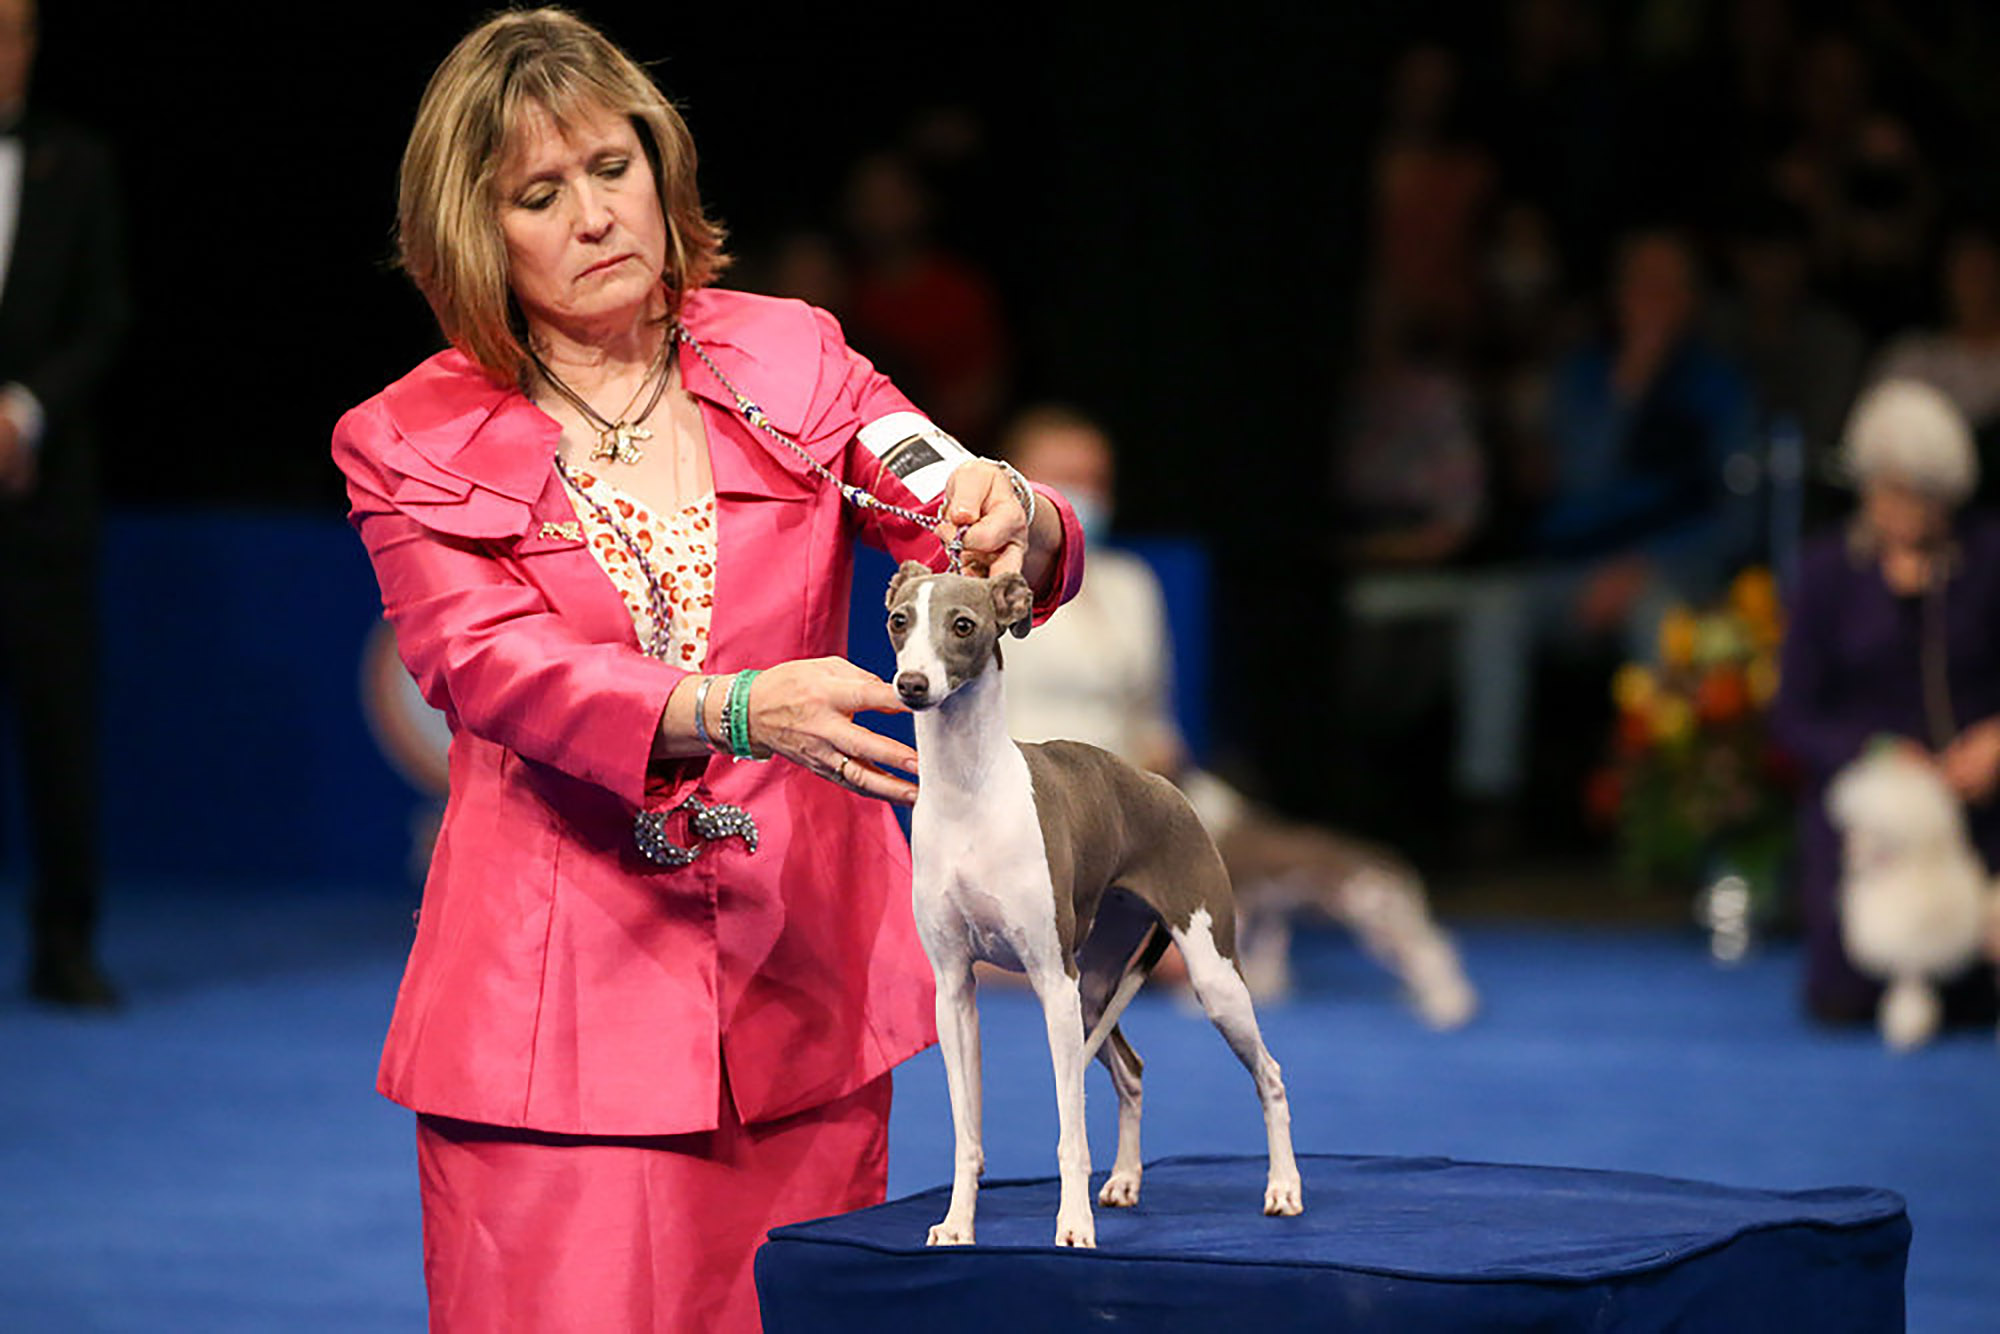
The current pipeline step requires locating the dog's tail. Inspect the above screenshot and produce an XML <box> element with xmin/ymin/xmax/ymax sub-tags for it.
<box><xmin>1081</xmin><ymin>925</ymin><xmax>1171</xmax><ymax>1064</ymax></box>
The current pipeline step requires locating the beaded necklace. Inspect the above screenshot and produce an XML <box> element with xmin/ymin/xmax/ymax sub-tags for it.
<box><xmin>674</xmin><ymin>324</ymin><xmax>966</xmax><ymax>571</ymax></box>
<box><xmin>551</xmin><ymin>456</ymin><xmax>684</xmax><ymax>662</ymax></box>
<box><xmin>547</xmin><ymin>320</ymin><xmax>978</xmax><ymax>665</ymax></box>
<box><xmin>557</xmin><ymin>321</ymin><xmax>977</xmax><ymax>868</ymax></box>
<box><xmin>531</xmin><ymin>332</ymin><xmax>673</xmax><ymax>466</ymax></box>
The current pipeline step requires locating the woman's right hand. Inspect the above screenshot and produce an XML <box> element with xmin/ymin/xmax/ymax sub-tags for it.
<box><xmin>1941</xmin><ymin>718</ymin><xmax>2000</xmax><ymax>805</ymax></box>
<box><xmin>746</xmin><ymin>657</ymin><xmax>919</xmax><ymax>804</ymax></box>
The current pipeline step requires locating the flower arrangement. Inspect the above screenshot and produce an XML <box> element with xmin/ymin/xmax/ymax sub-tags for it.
<box><xmin>1587</xmin><ymin>568</ymin><xmax>1795</xmax><ymax>915</ymax></box>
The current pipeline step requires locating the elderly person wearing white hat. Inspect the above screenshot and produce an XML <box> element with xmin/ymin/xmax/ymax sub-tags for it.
<box><xmin>1774</xmin><ymin>378</ymin><xmax>2000</xmax><ymax>1023</ymax></box>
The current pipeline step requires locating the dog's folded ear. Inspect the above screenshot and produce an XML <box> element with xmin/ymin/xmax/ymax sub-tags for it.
<box><xmin>887</xmin><ymin>559</ymin><xmax>930</xmax><ymax>608</ymax></box>
<box><xmin>991</xmin><ymin>571</ymin><xmax>1034</xmax><ymax>637</ymax></box>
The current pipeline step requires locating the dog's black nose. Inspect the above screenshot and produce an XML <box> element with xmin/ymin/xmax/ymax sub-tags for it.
<box><xmin>896</xmin><ymin>672</ymin><xmax>931</xmax><ymax>706</ymax></box>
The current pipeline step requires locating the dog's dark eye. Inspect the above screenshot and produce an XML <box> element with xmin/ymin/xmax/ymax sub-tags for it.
<box><xmin>889</xmin><ymin>610</ymin><xmax>908</xmax><ymax>632</ymax></box>
<box><xmin>953</xmin><ymin>616</ymin><xmax>975</xmax><ymax>637</ymax></box>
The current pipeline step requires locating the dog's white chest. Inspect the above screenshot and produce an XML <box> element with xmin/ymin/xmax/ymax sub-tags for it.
<box><xmin>912</xmin><ymin>743</ymin><xmax>1059</xmax><ymax>973</ymax></box>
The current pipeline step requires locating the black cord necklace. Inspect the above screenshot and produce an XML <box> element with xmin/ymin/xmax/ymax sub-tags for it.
<box><xmin>530</xmin><ymin>330</ymin><xmax>673</xmax><ymax>465</ymax></box>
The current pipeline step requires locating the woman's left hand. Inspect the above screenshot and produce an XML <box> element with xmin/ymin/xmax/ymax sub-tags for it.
<box><xmin>937</xmin><ymin>460</ymin><xmax>1031</xmax><ymax>580</ymax></box>
<box><xmin>1941</xmin><ymin>717</ymin><xmax>2000</xmax><ymax>804</ymax></box>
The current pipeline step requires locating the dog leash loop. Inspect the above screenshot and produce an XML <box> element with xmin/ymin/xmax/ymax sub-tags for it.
<box><xmin>677</xmin><ymin>326</ymin><xmax>957</xmax><ymax>563</ymax></box>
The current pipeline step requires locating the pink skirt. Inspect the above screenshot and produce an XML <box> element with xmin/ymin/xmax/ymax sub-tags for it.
<box><xmin>415</xmin><ymin>1073</ymin><xmax>892</xmax><ymax>1333</ymax></box>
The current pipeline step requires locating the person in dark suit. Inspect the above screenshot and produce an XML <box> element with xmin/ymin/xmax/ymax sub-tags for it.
<box><xmin>0</xmin><ymin>0</ymin><xmax>130</xmax><ymax>1006</ymax></box>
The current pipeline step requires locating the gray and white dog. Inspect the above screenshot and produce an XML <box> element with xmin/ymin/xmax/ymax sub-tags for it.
<box><xmin>886</xmin><ymin>561</ymin><xmax>1303</xmax><ymax>1248</ymax></box>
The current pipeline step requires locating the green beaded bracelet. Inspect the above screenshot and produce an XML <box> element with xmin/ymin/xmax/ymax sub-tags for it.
<box><xmin>725</xmin><ymin>669</ymin><xmax>763</xmax><ymax>761</ymax></box>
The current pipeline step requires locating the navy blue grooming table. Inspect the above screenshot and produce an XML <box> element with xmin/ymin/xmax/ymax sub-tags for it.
<box><xmin>756</xmin><ymin>1154</ymin><xmax>1908</xmax><ymax>1332</ymax></box>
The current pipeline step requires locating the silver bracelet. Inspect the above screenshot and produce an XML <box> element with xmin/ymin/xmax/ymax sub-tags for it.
<box><xmin>692</xmin><ymin>675</ymin><xmax>724</xmax><ymax>754</ymax></box>
<box><xmin>989</xmin><ymin>458</ymin><xmax>1037</xmax><ymax>529</ymax></box>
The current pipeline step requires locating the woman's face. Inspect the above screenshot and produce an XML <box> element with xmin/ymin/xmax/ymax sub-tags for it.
<box><xmin>1862</xmin><ymin>478</ymin><xmax>1950</xmax><ymax>552</ymax></box>
<box><xmin>495</xmin><ymin>100</ymin><xmax>668</xmax><ymax>340</ymax></box>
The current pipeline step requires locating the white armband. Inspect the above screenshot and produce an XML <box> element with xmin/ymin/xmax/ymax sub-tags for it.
<box><xmin>855</xmin><ymin>412</ymin><xmax>973</xmax><ymax>504</ymax></box>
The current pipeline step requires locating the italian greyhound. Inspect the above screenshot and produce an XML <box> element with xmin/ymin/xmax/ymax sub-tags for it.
<box><xmin>887</xmin><ymin>561</ymin><xmax>1304</xmax><ymax>1248</ymax></box>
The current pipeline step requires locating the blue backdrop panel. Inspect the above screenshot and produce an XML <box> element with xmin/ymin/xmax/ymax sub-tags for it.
<box><xmin>94</xmin><ymin>511</ymin><xmax>413</xmax><ymax>885</ymax></box>
<box><xmin>757</xmin><ymin>1154</ymin><xmax>1908</xmax><ymax>1333</ymax></box>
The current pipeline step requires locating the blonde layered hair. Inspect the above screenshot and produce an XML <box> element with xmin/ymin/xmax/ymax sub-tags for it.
<box><xmin>397</xmin><ymin>7</ymin><xmax>729</xmax><ymax>385</ymax></box>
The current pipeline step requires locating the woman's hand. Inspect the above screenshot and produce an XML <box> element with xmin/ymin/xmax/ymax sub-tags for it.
<box><xmin>938</xmin><ymin>460</ymin><xmax>1030</xmax><ymax>578</ymax></box>
<box><xmin>747</xmin><ymin>657</ymin><xmax>919</xmax><ymax>804</ymax></box>
<box><xmin>1941</xmin><ymin>717</ymin><xmax>2000</xmax><ymax>805</ymax></box>
<box><xmin>937</xmin><ymin>459</ymin><xmax>1061</xmax><ymax>590</ymax></box>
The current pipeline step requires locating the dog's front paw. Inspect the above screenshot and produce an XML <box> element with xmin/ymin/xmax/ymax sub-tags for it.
<box><xmin>1263</xmin><ymin>1177</ymin><xmax>1304</xmax><ymax>1217</ymax></box>
<box><xmin>1098</xmin><ymin>1170</ymin><xmax>1142</xmax><ymax>1208</ymax></box>
<box><xmin>1053</xmin><ymin>1212</ymin><xmax>1097</xmax><ymax>1248</ymax></box>
<box><xmin>927</xmin><ymin>1218</ymin><xmax>975</xmax><ymax>1246</ymax></box>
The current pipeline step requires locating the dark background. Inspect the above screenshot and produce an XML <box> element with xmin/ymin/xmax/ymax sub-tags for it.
<box><xmin>27</xmin><ymin>0</ymin><xmax>2000</xmax><ymax>838</ymax></box>
<box><xmin>30</xmin><ymin>0</ymin><xmax>1390</xmax><ymax>811</ymax></box>
<box><xmin>31</xmin><ymin>1</ymin><xmax>1380</xmax><ymax>514</ymax></box>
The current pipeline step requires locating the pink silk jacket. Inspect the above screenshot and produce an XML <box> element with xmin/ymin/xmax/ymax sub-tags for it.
<box><xmin>333</xmin><ymin>289</ymin><xmax>1084</xmax><ymax>1136</ymax></box>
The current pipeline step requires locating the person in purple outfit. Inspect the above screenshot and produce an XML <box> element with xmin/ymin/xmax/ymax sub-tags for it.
<box><xmin>1773</xmin><ymin>379</ymin><xmax>2000</xmax><ymax>1023</ymax></box>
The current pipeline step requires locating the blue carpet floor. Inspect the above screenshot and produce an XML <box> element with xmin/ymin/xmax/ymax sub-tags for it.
<box><xmin>2</xmin><ymin>880</ymin><xmax>1995</xmax><ymax>1331</ymax></box>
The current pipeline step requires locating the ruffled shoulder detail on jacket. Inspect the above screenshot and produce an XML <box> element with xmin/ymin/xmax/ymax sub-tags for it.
<box><xmin>335</xmin><ymin>349</ymin><xmax>560</xmax><ymax>540</ymax></box>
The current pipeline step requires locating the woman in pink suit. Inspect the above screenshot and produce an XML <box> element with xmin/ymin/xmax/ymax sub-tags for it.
<box><xmin>331</xmin><ymin>11</ymin><xmax>1081</xmax><ymax>1330</ymax></box>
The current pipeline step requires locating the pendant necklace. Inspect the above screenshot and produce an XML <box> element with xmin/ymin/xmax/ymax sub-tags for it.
<box><xmin>531</xmin><ymin>331</ymin><xmax>674</xmax><ymax>465</ymax></box>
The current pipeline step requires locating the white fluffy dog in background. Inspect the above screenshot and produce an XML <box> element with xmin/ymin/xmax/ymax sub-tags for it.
<box><xmin>1828</xmin><ymin>745</ymin><xmax>1995</xmax><ymax>1050</ymax></box>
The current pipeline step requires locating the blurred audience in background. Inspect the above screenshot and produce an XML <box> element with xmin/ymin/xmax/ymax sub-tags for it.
<box><xmin>1475</xmin><ymin>199</ymin><xmax>1580</xmax><ymax>538</ymax></box>
<box><xmin>839</xmin><ymin>151</ymin><xmax>1009</xmax><ymax>452</ymax></box>
<box><xmin>1367</xmin><ymin>43</ymin><xmax>1495</xmax><ymax>351</ymax></box>
<box><xmin>1871</xmin><ymin>220</ymin><xmax>2000</xmax><ymax>508</ymax></box>
<box><xmin>734</xmin><ymin>1</ymin><xmax>2000</xmax><ymax>1002</ymax></box>
<box><xmin>1772</xmin><ymin>34</ymin><xmax>1936</xmax><ymax>342</ymax></box>
<box><xmin>1453</xmin><ymin>229</ymin><xmax>1755</xmax><ymax>822</ymax></box>
<box><xmin>1483</xmin><ymin>0</ymin><xmax>1617</xmax><ymax>285</ymax></box>
<box><xmin>760</xmin><ymin>230</ymin><xmax>849</xmax><ymax>321</ymax></box>
<box><xmin>1706</xmin><ymin>195</ymin><xmax>1867</xmax><ymax>519</ymax></box>
<box><xmin>746</xmin><ymin>139</ymin><xmax>1010</xmax><ymax>454</ymax></box>
<box><xmin>1336</xmin><ymin>308</ymin><xmax>1487</xmax><ymax>570</ymax></box>
<box><xmin>0</xmin><ymin>0</ymin><xmax>128</xmax><ymax>1007</ymax></box>
<box><xmin>998</xmin><ymin>406</ymin><xmax>1477</xmax><ymax>1027</ymax></box>
<box><xmin>997</xmin><ymin>407</ymin><xmax>1180</xmax><ymax>775</ymax></box>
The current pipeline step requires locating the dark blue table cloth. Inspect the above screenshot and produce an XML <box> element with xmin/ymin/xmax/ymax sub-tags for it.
<box><xmin>756</xmin><ymin>1154</ymin><xmax>1908</xmax><ymax>1332</ymax></box>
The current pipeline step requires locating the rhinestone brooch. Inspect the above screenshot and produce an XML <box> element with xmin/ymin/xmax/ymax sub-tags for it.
<box><xmin>634</xmin><ymin>795</ymin><xmax>760</xmax><ymax>867</ymax></box>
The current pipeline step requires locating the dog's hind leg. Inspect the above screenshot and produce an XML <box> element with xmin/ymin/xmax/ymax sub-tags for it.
<box><xmin>1094</xmin><ymin>1026</ymin><xmax>1145</xmax><ymax>1206</ymax></box>
<box><xmin>927</xmin><ymin>959</ymin><xmax>984</xmax><ymax>1246</ymax></box>
<box><xmin>1077</xmin><ymin>902</ymin><xmax>1169</xmax><ymax>1064</ymax></box>
<box><xmin>1075</xmin><ymin>903</ymin><xmax>1158</xmax><ymax>1208</ymax></box>
<box><xmin>1171</xmin><ymin>904</ymin><xmax>1305</xmax><ymax>1217</ymax></box>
